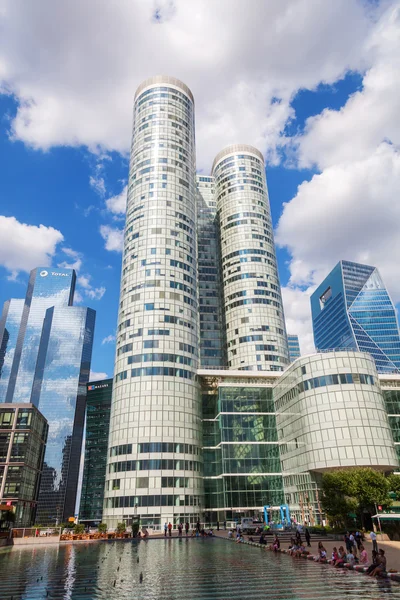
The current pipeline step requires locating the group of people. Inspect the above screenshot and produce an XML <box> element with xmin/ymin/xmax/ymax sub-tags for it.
<box><xmin>288</xmin><ymin>528</ymin><xmax>388</xmax><ymax>577</ymax></box>
<box><xmin>163</xmin><ymin>521</ymin><xmax>214</xmax><ymax>538</ymax></box>
<box><xmin>287</xmin><ymin>530</ymin><xmax>311</xmax><ymax>557</ymax></box>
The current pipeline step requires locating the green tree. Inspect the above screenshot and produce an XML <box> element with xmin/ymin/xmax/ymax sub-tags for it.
<box><xmin>387</xmin><ymin>473</ymin><xmax>400</xmax><ymax>499</ymax></box>
<box><xmin>321</xmin><ymin>468</ymin><xmax>391</xmax><ymax>528</ymax></box>
<box><xmin>98</xmin><ymin>522</ymin><xmax>107</xmax><ymax>534</ymax></box>
<box><xmin>116</xmin><ymin>522</ymin><xmax>126</xmax><ymax>534</ymax></box>
<box><xmin>74</xmin><ymin>523</ymin><xmax>85</xmax><ymax>534</ymax></box>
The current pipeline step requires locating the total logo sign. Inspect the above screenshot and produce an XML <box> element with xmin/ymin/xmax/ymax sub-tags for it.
<box><xmin>39</xmin><ymin>270</ymin><xmax>69</xmax><ymax>277</ymax></box>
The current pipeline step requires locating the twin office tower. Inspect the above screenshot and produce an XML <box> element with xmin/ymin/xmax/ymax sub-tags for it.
<box><xmin>1</xmin><ymin>75</ymin><xmax>399</xmax><ymax>527</ymax></box>
<box><xmin>102</xmin><ymin>75</ymin><xmax>400</xmax><ymax>526</ymax></box>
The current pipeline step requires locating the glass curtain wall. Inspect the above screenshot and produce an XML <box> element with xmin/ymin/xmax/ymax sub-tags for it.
<box><xmin>203</xmin><ymin>384</ymin><xmax>284</xmax><ymax>521</ymax></box>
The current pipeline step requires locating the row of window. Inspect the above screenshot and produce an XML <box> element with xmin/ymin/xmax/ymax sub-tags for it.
<box><xmin>300</xmin><ymin>372</ymin><xmax>375</xmax><ymax>392</ymax></box>
<box><xmin>110</xmin><ymin>444</ymin><xmax>133</xmax><ymax>457</ymax></box>
<box><xmin>130</xmin><ymin>367</ymin><xmax>194</xmax><ymax>379</ymax></box>
<box><xmin>105</xmin><ymin>494</ymin><xmax>201</xmax><ymax>509</ymax></box>
<box><xmin>275</xmin><ymin>372</ymin><xmax>376</xmax><ymax>410</ymax></box>
<box><xmin>226</xmin><ymin>298</ymin><xmax>280</xmax><ymax>311</ymax></box>
<box><xmin>127</xmin><ymin>353</ymin><xmax>193</xmax><ymax>366</ymax></box>
<box><xmin>109</xmin><ymin>459</ymin><xmax>202</xmax><ymax>473</ymax></box>
<box><xmin>138</xmin><ymin>443</ymin><xmax>201</xmax><ymax>455</ymax></box>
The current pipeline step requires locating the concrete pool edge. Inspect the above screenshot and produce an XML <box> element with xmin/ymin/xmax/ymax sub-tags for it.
<box><xmin>231</xmin><ymin>538</ymin><xmax>400</xmax><ymax>584</ymax></box>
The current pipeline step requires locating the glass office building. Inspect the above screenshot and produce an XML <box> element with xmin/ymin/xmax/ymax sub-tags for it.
<box><xmin>287</xmin><ymin>334</ymin><xmax>301</xmax><ymax>362</ymax></box>
<box><xmin>0</xmin><ymin>299</ymin><xmax>24</xmax><ymax>401</ymax></box>
<box><xmin>311</xmin><ymin>260</ymin><xmax>400</xmax><ymax>374</ymax></box>
<box><xmin>212</xmin><ymin>145</ymin><xmax>289</xmax><ymax>372</ymax></box>
<box><xmin>0</xmin><ymin>403</ymin><xmax>48</xmax><ymax>526</ymax></box>
<box><xmin>103</xmin><ymin>76</ymin><xmax>203</xmax><ymax>529</ymax></box>
<box><xmin>0</xmin><ymin>267</ymin><xmax>95</xmax><ymax>524</ymax></box>
<box><xmin>200</xmin><ymin>370</ymin><xmax>284</xmax><ymax>521</ymax></box>
<box><xmin>79</xmin><ymin>379</ymin><xmax>112</xmax><ymax>524</ymax></box>
<box><xmin>196</xmin><ymin>175</ymin><xmax>226</xmax><ymax>367</ymax></box>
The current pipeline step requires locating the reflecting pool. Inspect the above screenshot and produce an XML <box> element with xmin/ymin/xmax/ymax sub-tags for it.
<box><xmin>0</xmin><ymin>538</ymin><xmax>399</xmax><ymax>599</ymax></box>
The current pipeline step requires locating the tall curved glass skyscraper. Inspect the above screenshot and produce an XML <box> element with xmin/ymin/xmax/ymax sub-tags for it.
<box><xmin>212</xmin><ymin>145</ymin><xmax>289</xmax><ymax>371</ymax></box>
<box><xmin>103</xmin><ymin>77</ymin><xmax>203</xmax><ymax>528</ymax></box>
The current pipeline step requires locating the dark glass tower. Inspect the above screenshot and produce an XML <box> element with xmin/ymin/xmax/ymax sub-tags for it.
<box><xmin>79</xmin><ymin>379</ymin><xmax>112</xmax><ymax>524</ymax></box>
<box><xmin>311</xmin><ymin>260</ymin><xmax>400</xmax><ymax>373</ymax></box>
<box><xmin>0</xmin><ymin>267</ymin><xmax>95</xmax><ymax>524</ymax></box>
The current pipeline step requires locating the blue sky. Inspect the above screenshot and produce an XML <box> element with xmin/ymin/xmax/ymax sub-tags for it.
<box><xmin>0</xmin><ymin>1</ymin><xmax>399</xmax><ymax>376</ymax></box>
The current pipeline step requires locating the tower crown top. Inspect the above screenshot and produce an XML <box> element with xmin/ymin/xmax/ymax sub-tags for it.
<box><xmin>212</xmin><ymin>144</ymin><xmax>264</xmax><ymax>173</ymax></box>
<box><xmin>134</xmin><ymin>75</ymin><xmax>194</xmax><ymax>103</ymax></box>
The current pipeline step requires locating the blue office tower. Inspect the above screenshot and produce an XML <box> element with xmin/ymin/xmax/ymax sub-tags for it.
<box><xmin>0</xmin><ymin>267</ymin><xmax>95</xmax><ymax>524</ymax></box>
<box><xmin>311</xmin><ymin>260</ymin><xmax>400</xmax><ymax>373</ymax></box>
<box><xmin>287</xmin><ymin>334</ymin><xmax>301</xmax><ymax>362</ymax></box>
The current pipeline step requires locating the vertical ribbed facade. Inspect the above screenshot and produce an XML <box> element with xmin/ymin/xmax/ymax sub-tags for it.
<box><xmin>196</xmin><ymin>175</ymin><xmax>226</xmax><ymax>367</ymax></box>
<box><xmin>212</xmin><ymin>145</ymin><xmax>289</xmax><ymax>371</ymax></box>
<box><xmin>103</xmin><ymin>76</ymin><xmax>203</xmax><ymax>528</ymax></box>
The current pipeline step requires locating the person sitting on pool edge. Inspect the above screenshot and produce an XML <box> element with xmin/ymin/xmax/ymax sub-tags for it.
<box><xmin>333</xmin><ymin>546</ymin><xmax>346</xmax><ymax>567</ymax></box>
<box><xmin>368</xmin><ymin>549</ymin><xmax>387</xmax><ymax>577</ymax></box>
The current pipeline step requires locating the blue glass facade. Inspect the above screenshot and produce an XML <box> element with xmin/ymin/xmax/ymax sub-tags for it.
<box><xmin>7</xmin><ymin>268</ymin><xmax>76</xmax><ymax>403</ymax></box>
<box><xmin>0</xmin><ymin>299</ymin><xmax>24</xmax><ymax>400</ymax></box>
<box><xmin>0</xmin><ymin>267</ymin><xmax>95</xmax><ymax>524</ymax></box>
<box><xmin>196</xmin><ymin>176</ymin><xmax>226</xmax><ymax>367</ymax></box>
<box><xmin>287</xmin><ymin>334</ymin><xmax>301</xmax><ymax>362</ymax></box>
<box><xmin>311</xmin><ymin>260</ymin><xmax>400</xmax><ymax>373</ymax></box>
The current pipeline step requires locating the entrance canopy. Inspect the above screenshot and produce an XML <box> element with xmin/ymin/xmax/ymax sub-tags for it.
<box><xmin>372</xmin><ymin>514</ymin><xmax>400</xmax><ymax>520</ymax></box>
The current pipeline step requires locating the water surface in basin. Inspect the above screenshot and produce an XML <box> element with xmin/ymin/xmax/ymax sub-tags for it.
<box><xmin>0</xmin><ymin>538</ymin><xmax>399</xmax><ymax>599</ymax></box>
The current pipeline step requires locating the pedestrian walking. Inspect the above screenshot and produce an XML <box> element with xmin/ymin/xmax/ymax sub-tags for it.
<box><xmin>217</xmin><ymin>521</ymin><xmax>220</xmax><ymax>531</ymax></box>
<box><xmin>370</xmin><ymin>530</ymin><xmax>378</xmax><ymax>553</ymax></box>
<box><xmin>168</xmin><ymin>522</ymin><xmax>172</xmax><ymax>537</ymax></box>
<box><xmin>185</xmin><ymin>522</ymin><xmax>189</xmax><ymax>536</ymax></box>
<box><xmin>164</xmin><ymin>522</ymin><xmax>167</xmax><ymax>537</ymax></box>
<box><xmin>349</xmin><ymin>532</ymin><xmax>357</xmax><ymax>558</ymax></box>
<box><xmin>305</xmin><ymin>528</ymin><xmax>311</xmax><ymax>547</ymax></box>
<box><xmin>223</xmin><ymin>520</ymin><xmax>226</xmax><ymax>530</ymax></box>
<box><xmin>196</xmin><ymin>519</ymin><xmax>201</xmax><ymax>532</ymax></box>
<box><xmin>178</xmin><ymin>523</ymin><xmax>183</xmax><ymax>537</ymax></box>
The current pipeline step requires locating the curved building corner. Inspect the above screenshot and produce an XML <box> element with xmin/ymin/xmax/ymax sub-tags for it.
<box><xmin>273</xmin><ymin>350</ymin><xmax>398</xmax><ymax>524</ymax></box>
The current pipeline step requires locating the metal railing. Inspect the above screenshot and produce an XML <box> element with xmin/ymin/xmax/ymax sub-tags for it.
<box><xmin>11</xmin><ymin>527</ymin><xmax>61</xmax><ymax>539</ymax></box>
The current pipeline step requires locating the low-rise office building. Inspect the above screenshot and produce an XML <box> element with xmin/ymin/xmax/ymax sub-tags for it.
<box><xmin>0</xmin><ymin>403</ymin><xmax>48</xmax><ymax>527</ymax></box>
<box><xmin>273</xmin><ymin>351</ymin><xmax>398</xmax><ymax>524</ymax></box>
<box><xmin>199</xmin><ymin>351</ymin><xmax>400</xmax><ymax>526</ymax></box>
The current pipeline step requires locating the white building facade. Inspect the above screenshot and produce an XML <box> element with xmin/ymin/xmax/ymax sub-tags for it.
<box><xmin>212</xmin><ymin>145</ymin><xmax>289</xmax><ymax>372</ymax></box>
<box><xmin>273</xmin><ymin>351</ymin><xmax>398</xmax><ymax>524</ymax></box>
<box><xmin>103</xmin><ymin>77</ymin><xmax>203</xmax><ymax>528</ymax></box>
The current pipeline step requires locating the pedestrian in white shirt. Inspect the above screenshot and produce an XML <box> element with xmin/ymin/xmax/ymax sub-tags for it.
<box><xmin>370</xmin><ymin>530</ymin><xmax>378</xmax><ymax>553</ymax></box>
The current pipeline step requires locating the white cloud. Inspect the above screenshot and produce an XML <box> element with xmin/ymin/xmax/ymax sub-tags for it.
<box><xmin>277</xmin><ymin>143</ymin><xmax>400</xmax><ymax>350</ymax></box>
<box><xmin>100</xmin><ymin>225</ymin><xmax>124</xmax><ymax>252</ymax></box>
<box><xmin>77</xmin><ymin>274</ymin><xmax>91</xmax><ymax>289</ymax></box>
<box><xmin>89</xmin><ymin>174</ymin><xmax>106</xmax><ymax>196</ymax></box>
<box><xmin>102</xmin><ymin>334</ymin><xmax>115</xmax><ymax>345</ymax></box>
<box><xmin>58</xmin><ymin>246</ymin><xmax>83</xmax><ymax>271</ymax></box>
<box><xmin>292</xmin><ymin>4</ymin><xmax>400</xmax><ymax>171</ymax></box>
<box><xmin>105</xmin><ymin>185</ymin><xmax>127</xmax><ymax>215</ymax></box>
<box><xmin>0</xmin><ymin>0</ymin><xmax>379</xmax><ymax>170</ymax></box>
<box><xmin>85</xmin><ymin>286</ymin><xmax>106</xmax><ymax>300</ymax></box>
<box><xmin>77</xmin><ymin>273</ymin><xmax>106</xmax><ymax>301</ymax></box>
<box><xmin>89</xmin><ymin>370</ymin><xmax>109</xmax><ymax>381</ymax></box>
<box><xmin>275</xmin><ymin>4</ymin><xmax>400</xmax><ymax>350</ymax></box>
<box><xmin>282</xmin><ymin>286</ymin><xmax>315</xmax><ymax>355</ymax></box>
<box><xmin>0</xmin><ymin>215</ymin><xmax>63</xmax><ymax>275</ymax></box>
